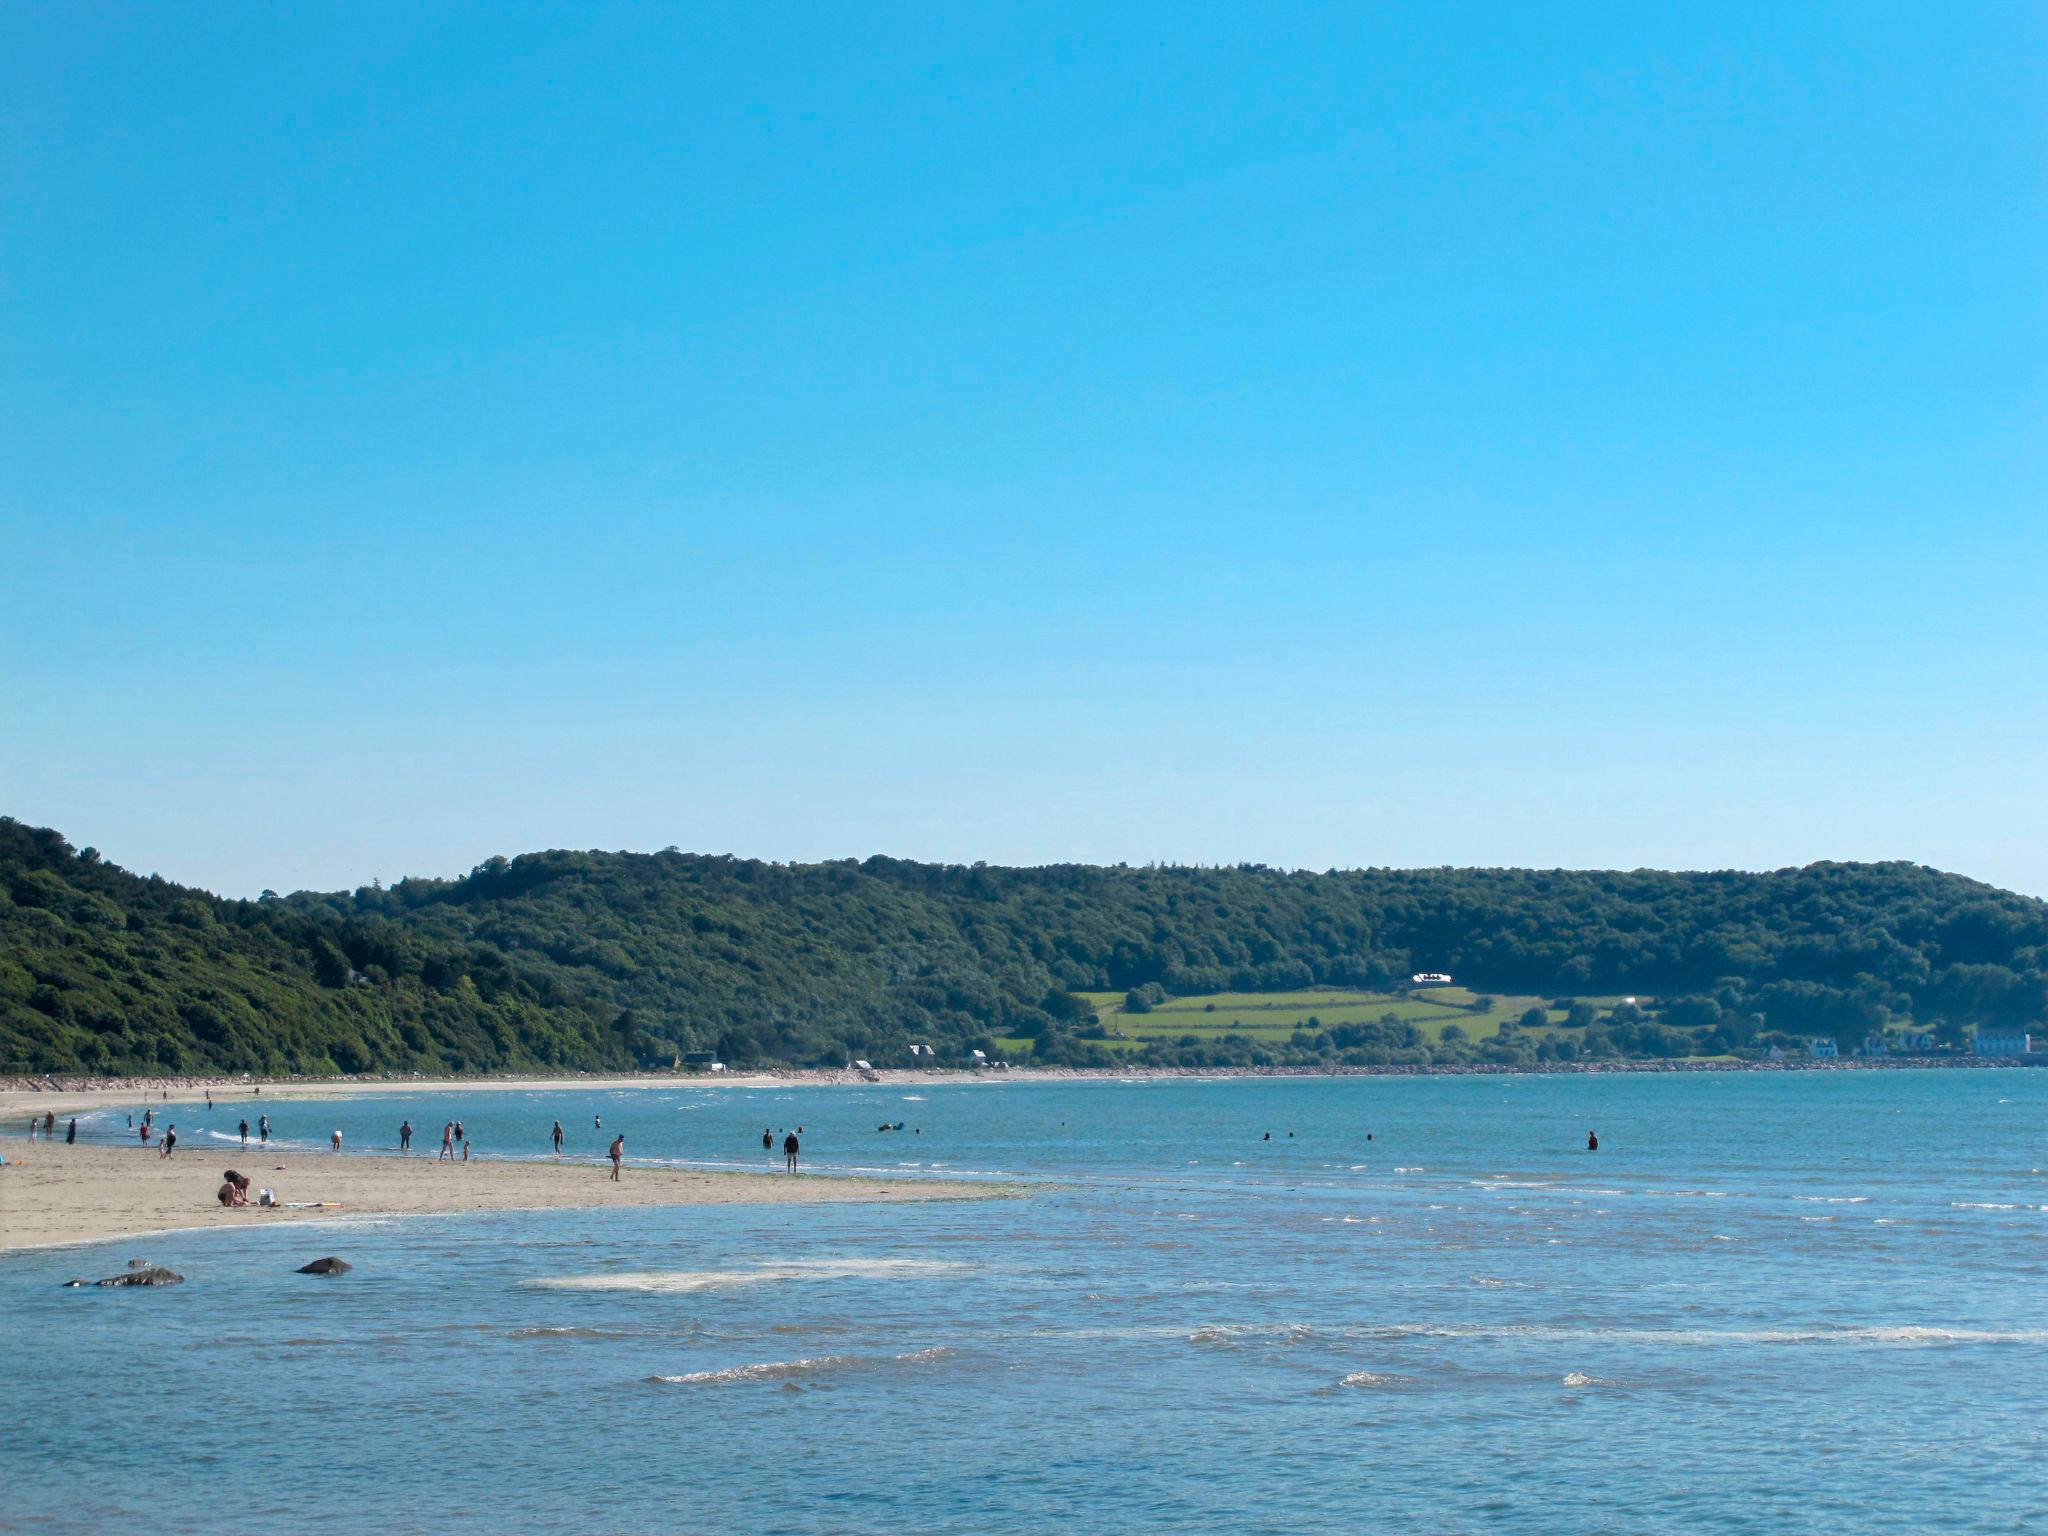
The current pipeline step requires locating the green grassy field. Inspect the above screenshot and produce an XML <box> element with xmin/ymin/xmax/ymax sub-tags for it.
<box><xmin>1077</xmin><ymin>985</ymin><xmax>1637</xmax><ymax>1048</ymax></box>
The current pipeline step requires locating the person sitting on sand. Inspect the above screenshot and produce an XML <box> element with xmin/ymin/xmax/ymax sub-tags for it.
<box><xmin>217</xmin><ymin>1176</ymin><xmax>249</xmax><ymax>1207</ymax></box>
<box><xmin>783</xmin><ymin>1131</ymin><xmax>800</xmax><ymax>1173</ymax></box>
<box><xmin>607</xmin><ymin>1134</ymin><xmax>624</xmax><ymax>1181</ymax></box>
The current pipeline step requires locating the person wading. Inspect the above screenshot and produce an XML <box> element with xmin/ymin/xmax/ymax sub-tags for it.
<box><xmin>783</xmin><ymin>1131</ymin><xmax>800</xmax><ymax>1173</ymax></box>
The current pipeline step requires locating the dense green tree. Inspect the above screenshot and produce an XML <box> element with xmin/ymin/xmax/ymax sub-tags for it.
<box><xmin>6</xmin><ymin>816</ymin><xmax>2046</xmax><ymax>1075</ymax></box>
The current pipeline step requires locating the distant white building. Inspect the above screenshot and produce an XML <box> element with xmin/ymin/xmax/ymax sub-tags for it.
<box><xmin>1766</xmin><ymin>1045</ymin><xmax>1786</xmax><ymax>1062</ymax></box>
<box><xmin>1894</xmin><ymin>1029</ymin><xmax>1935</xmax><ymax>1053</ymax></box>
<box><xmin>1808</xmin><ymin>1038</ymin><xmax>1839</xmax><ymax>1060</ymax></box>
<box><xmin>1858</xmin><ymin>1034</ymin><xmax>1889</xmax><ymax>1058</ymax></box>
<box><xmin>1974</xmin><ymin>1026</ymin><xmax>2033</xmax><ymax>1058</ymax></box>
<box><xmin>1411</xmin><ymin>972</ymin><xmax>1453</xmax><ymax>987</ymax></box>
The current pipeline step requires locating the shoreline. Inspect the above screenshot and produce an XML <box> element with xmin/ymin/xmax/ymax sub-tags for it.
<box><xmin>2</xmin><ymin>1054</ymin><xmax>2038</xmax><ymax>1121</ymax></box>
<box><xmin>0</xmin><ymin>1142</ymin><xmax>1002</xmax><ymax>1255</ymax></box>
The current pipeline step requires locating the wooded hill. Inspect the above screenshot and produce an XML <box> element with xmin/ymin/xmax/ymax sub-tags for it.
<box><xmin>5</xmin><ymin>815</ymin><xmax>2045</xmax><ymax>1075</ymax></box>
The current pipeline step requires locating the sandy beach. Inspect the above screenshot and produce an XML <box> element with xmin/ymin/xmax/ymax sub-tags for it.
<box><xmin>0</xmin><ymin>1141</ymin><xmax>998</xmax><ymax>1253</ymax></box>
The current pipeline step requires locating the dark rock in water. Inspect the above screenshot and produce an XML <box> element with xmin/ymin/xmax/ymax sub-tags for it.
<box><xmin>62</xmin><ymin>1278</ymin><xmax>86</xmax><ymax>1288</ymax></box>
<box><xmin>92</xmin><ymin>1266</ymin><xmax>184</xmax><ymax>1287</ymax></box>
<box><xmin>297</xmin><ymin>1256</ymin><xmax>352</xmax><ymax>1275</ymax></box>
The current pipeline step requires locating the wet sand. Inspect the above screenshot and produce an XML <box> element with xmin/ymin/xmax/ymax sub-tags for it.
<box><xmin>0</xmin><ymin>1142</ymin><xmax>999</xmax><ymax>1253</ymax></box>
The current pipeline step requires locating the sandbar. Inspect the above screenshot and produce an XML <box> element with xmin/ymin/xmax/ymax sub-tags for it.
<box><xmin>0</xmin><ymin>1142</ymin><xmax>997</xmax><ymax>1254</ymax></box>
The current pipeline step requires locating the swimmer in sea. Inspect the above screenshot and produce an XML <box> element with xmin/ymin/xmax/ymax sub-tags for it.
<box><xmin>1587</xmin><ymin>1130</ymin><xmax>1598</xmax><ymax>1151</ymax></box>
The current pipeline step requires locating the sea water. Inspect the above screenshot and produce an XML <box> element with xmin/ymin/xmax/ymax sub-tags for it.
<box><xmin>4</xmin><ymin>1071</ymin><xmax>2046</xmax><ymax>1533</ymax></box>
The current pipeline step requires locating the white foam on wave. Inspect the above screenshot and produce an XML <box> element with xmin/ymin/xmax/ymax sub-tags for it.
<box><xmin>1561</xmin><ymin>1372</ymin><xmax>1623</xmax><ymax>1388</ymax></box>
<box><xmin>648</xmin><ymin>1346</ymin><xmax>955</xmax><ymax>1386</ymax></box>
<box><xmin>900</xmin><ymin>1095</ymin><xmax>926</xmax><ymax>1101</ymax></box>
<box><xmin>1951</xmin><ymin>1202</ymin><xmax>2018</xmax><ymax>1211</ymax></box>
<box><xmin>530</xmin><ymin>1258</ymin><xmax>969</xmax><ymax>1294</ymax></box>
<box><xmin>1793</xmin><ymin>1195</ymin><xmax>1869</xmax><ymax>1204</ymax></box>
<box><xmin>1334</xmin><ymin>1370</ymin><xmax>1415</xmax><ymax>1390</ymax></box>
<box><xmin>1189</xmin><ymin>1323</ymin><xmax>1317</xmax><ymax>1347</ymax></box>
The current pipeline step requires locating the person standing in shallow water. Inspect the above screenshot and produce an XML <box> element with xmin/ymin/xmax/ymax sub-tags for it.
<box><xmin>762</xmin><ymin>1128</ymin><xmax>773</xmax><ymax>1153</ymax></box>
<box><xmin>552</xmin><ymin>1120</ymin><xmax>564</xmax><ymax>1156</ymax></box>
<box><xmin>1587</xmin><ymin>1130</ymin><xmax>1599</xmax><ymax>1151</ymax></box>
<box><xmin>400</xmin><ymin>1120</ymin><xmax>413</xmax><ymax>1153</ymax></box>
<box><xmin>439</xmin><ymin>1123</ymin><xmax>455</xmax><ymax>1161</ymax></box>
<box><xmin>608</xmin><ymin>1134</ymin><xmax>624</xmax><ymax>1181</ymax></box>
<box><xmin>66</xmin><ymin>1118</ymin><xmax>76</xmax><ymax>1145</ymax></box>
<box><xmin>238</xmin><ymin>1118</ymin><xmax>249</xmax><ymax>1148</ymax></box>
<box><xmin>783</xmin><ymin>1131</ymin><xmax>800</xmax><ymax>1173</ymax></box>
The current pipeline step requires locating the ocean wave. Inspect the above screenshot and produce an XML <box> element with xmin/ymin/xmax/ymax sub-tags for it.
<box><xmin>529</xmin><ymin>1258</ymin><xmax>970</xmax><ymax>1294</ymax></box>
<box><xmin>648</xmin><ymin>1346</ymin><xmax>954</xmax><ymax>1386</ymax></box>
<box><xmin>1561</xmin><ymin>1372</ymin><xmax>1623</xmax><ymax>1388</ymax></box>
<box><xmin>1951</xmin><ymin>1202</ymin><xmax>2018</xmax><ymax>1211</ymax></box>
<box><xmin>1332</xmin><ymin>1370</ymin><xmax>1416</xmax><ymax>1390</ymax></box>
<box><xmin>508</xmin><ymin>1326</ymin><xmax>676</xmax><ymax>1341</ymax></box>
<box><xmin>1189</xmin><ymin>1324</ymin><xmax>1317</xmax><ymax>1347</ymax></box>
<box><xmin>1792</xmin><ymin>1195</ymin><xmax>1869</xmax><ymax>1204</ymax></box>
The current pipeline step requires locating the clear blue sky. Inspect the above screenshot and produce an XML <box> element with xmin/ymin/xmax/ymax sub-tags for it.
<box><xmin>4</xmin><ymin>3</ymin><xmax>2044</xmax><ymax>898</ymax></box>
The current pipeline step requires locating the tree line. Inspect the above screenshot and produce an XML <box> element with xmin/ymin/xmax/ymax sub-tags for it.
<box><xmin>4</xmin><ymin>817</ymin><xmax>2044</xmax><ymax>1075</ymax></box>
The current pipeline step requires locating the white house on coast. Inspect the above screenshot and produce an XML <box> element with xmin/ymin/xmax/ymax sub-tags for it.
<box><xmin>1973</xmin><ymin>1026</ymin><xmax>2033</xmax><ymax>1057</ymax></box>
<box><xmin>1808</xmin><ymin>1038</ymin><xmax>1840</xmax><ymax>1059</ymax></box>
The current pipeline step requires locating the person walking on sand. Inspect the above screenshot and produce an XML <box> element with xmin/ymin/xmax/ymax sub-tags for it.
<box><xmin>552</xmin><ymin>1120</ymin><xmax>564</xmax><ymax>1156</ymax></box>
<box><xmin>783</xmin><ymin>1131</ymin><xmax>800</xmax><ymax>1173</ymax></box>
<box><xmin>440</xmin><ymin>1123</ymin><xmax>455</xmax><ymax>1162</ymax></box>
<box><xmin>239</xmin><ymin>1118</ymin><xmax>250</xmax><ymax>1149</ymax></box>
<box><xmin>160</xmin><ymin>1124</ymin><xmax>177</xmax><ymax>1158</ymax></box>
<box><xmin>400</xmin><ymin>1120</ymin><xmax>413</xmax><ymax>1153</ymax></box>
<box><xmin>608</xmin><ymin>1134</ymin><xmax>624</xmax><ymax>1181</ymax></box>
<box><xmin>462</xmin><ymin>1138</ymin><xmax>471</xmax><ymax>1163</ymax></box>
